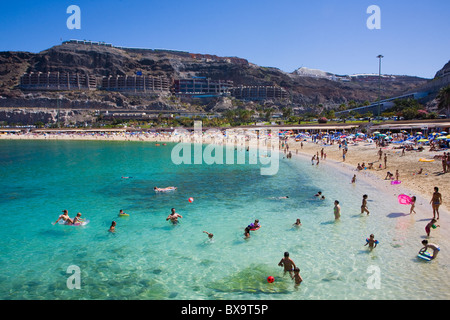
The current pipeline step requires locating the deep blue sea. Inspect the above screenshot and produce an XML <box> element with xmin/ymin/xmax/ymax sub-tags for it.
<box><xmin>0</xmin><ymin>140</ymin><xmax>449</xmax><ymax>299</ymax></box>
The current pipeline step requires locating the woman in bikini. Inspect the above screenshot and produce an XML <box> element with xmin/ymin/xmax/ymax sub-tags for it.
<box><xmin>54</xmin><ymin>210</ymin><xmax>74</xmax><ymax>225</ymax></box>
<box><xmin>430</xmin><ymin>187</ymin><xmax>442</xmax><ymax>220</ymax></box>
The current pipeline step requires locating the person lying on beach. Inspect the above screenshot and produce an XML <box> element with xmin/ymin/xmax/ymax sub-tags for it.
<box><xmin>278</xmin><ymin>252</ymin><xmax>296</xmax><ymax>278</ymax></box>
<box><xmin>166</xmin><ymin>208</ymin><xmax>183</xmax><ymax>224</ymax></box>
<box><xmin>364</xmin><ymin>234</ymin><xmax>378</xmax><ymax>250</ymax></box>
<box><xmin>154</xmin><ymin>186</ymin><xmax>177</xmax><ymax>192</ymax></box>
<box><xmin>203</xmin><ymin>231</ymin><xmax>214</xmax><ymax>239</ymax></box>
<box><xmin>425</xmin><ymin>219</ymin><xmax>439</xmax><ymax>237</ymax></box>
<box><xmin>54</xmin><ymin>210</ymin><xmax>73</xmax><ymax>225</ymax></box>
<box><xmin>420</xmin><ymin>240</ymin><xmax>440</xmax><ymax>260</ymax></box>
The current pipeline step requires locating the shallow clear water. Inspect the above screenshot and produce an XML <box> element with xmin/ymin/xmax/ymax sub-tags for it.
<box><xmin>0</xmin><ymin>140</ymin><xmax>449</xmax><ymax>300</ymax></box>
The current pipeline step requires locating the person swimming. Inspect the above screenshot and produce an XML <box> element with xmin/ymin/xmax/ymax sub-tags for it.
<box><xmin>109</xmin><ymin>221</ymin><xmax>116</xmax><ymax>233</ymax></box>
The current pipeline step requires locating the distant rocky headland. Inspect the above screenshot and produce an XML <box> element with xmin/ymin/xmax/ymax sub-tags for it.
<box><xmin>0</xmin><ymin>39</ymin><xmax>447</xmax><ymax>125</ymax></box>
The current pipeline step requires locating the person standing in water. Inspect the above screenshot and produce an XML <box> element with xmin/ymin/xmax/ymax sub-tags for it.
<box><xmin>109</xmin><ymin>221</ymin><xmax>116</xmax><ymax>233</ymax></box>
<box><xmin>166</xmin><ymin>208</ymin><xmax>183</xmax><ymax>224</ymax></box>
<box><xmin>278</xmin><ymin>252</ymin><xmax>297</xmax><ymax>278</ymax></box>
<box><xmin>334</xmin><ymin>200</ymin><xmax>341</xmax><ymax>220</ymax></box>
<box><xmin>361</xmin><ymin>194</ymin><xmax>370</xmax><ymax>215</ymax></box>
<box><xmin>409</xmin><ymin>196</ymin><xmax>417</xmax><ymax>215</ymax></box>
<box><xmin>430</xmin><ymin>187</ymin><xmax>442</xmax><ymax>220</ymax></box>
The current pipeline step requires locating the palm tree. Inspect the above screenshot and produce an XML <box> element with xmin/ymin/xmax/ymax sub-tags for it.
<box><xmin>437</xmin><ymin>85</ymin><xmax>450</xmax><ymax>117</ymax></box>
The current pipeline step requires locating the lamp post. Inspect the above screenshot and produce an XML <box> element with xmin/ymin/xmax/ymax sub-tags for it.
<box><xmin>377</xmin><ymin>55</ymin><xmax>384</xmax><ymax>117</ymax></box>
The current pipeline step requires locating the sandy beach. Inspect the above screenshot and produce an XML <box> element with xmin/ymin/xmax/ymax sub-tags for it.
<box><xmin>287</xmin><ymin>139</ymin><xmax>448</xmax><ymax>215</ymax></box>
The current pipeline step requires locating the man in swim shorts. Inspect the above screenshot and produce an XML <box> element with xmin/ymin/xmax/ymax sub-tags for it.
<box><xmin>166</xmin><ymin>208</ymin><xmax>183</xmax><ymax>224</ymax></box>
<box><xmin>420</xmin><ymin>240</ymin><xmax>440</xmax><ymax>259</ymax></box>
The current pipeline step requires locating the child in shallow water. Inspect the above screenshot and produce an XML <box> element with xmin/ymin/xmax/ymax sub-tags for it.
<box><xmin>292</xmin><ymin>267</ymin><xmax>303</xmax><ymax>286</ymax></box>
<box><xmin>425</xmin><ymin>219</ymin><xmax>439</xmax><ymax>237</ymax></box>
<box><xmin>364</xmin><ymin>234</ymin><xmax>378</xmax><ymax>250</ymax></box>
<box><xmin>361</xmin><ymin>194</ymin><xmax>370</xmax><ymax>215</ymax></box>
<box><xmin>409</xmin><ymin>196</ymin><xmax>417</xmax><ymax>215</ymax></box>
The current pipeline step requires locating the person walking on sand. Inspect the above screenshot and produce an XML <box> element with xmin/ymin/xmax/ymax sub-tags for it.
<box><xmin>278</xmin><ymin>252</ymin><xmax>297</xmax><ymax>278</ymax></box>
<box><xmin>351</xmin><ymin>174</ymin><xmax>356</xmax><ymax>184</ymax></box>
<box><xmin>361</xmin><ymin>194</ymin><xmax>370</xmax><ymax>215</ymax></box>
<box><xmin>430</xmin><ymin>187</ymin><xmax>442</xmax><ymax>220</ymax></box>
<box><xmin>384</xmin><ymin>154</ymin><xmax>387</xmax><ymax>169</ymax></box>
<box><xmin>334</xmin><ymin>200</ymin><xmax>341</xmax><ymax>220</ymax></box>
<box><xmin>378</xmin><ymin>148</ymin><xmax>383</xmax><ymax>160</ymax></box>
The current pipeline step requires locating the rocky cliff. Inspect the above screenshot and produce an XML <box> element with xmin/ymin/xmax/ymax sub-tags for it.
<box><xmin>0</xmin><ymin>41</ymin><xmax>432</xmax><ymax>118</ymax></box>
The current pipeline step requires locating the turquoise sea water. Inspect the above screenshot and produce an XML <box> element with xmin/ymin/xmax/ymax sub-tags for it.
<box><xmin>0</xmin><ymin>140</ymin><xmax>449</xmax><ymax>300</ymax></box>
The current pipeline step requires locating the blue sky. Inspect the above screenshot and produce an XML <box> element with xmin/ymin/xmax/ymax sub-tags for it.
<box><xmin>0</xmin><ymin>0</ymin><xmax>448</xmax><ymax>78</ymax></box>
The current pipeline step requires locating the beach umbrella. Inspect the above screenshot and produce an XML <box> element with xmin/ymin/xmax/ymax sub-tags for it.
<box><xmin>436</xmin><ymin>136</ymin><xmax>447</xmax><ymax>140</ymax></box>
<box><xmin>418</xmin><ymin>139</ymin><xmax>429</xmax><ymax>142</ymax></box>
<box><xmin>440</xmin><ymin>131</ymin><xmax>447</xmax><ymax>134</ymax></box>
<box><xmin>415</xmin><ymin>132</ymin><xmax>423</xmax><ymax>135</ymax></box>
<box><xmin>446</xmin><ymin>135</ymin><xmax>450</xmax><ymax>139</ymax></box>
<box><xmin>373</xmin><ymin>131</ymin><xmax>380</xmax><ymax>134</ymax></box>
